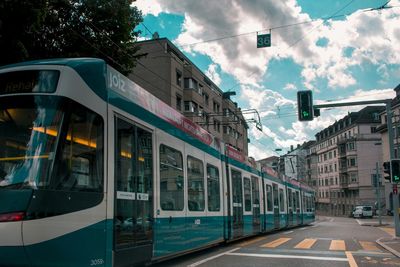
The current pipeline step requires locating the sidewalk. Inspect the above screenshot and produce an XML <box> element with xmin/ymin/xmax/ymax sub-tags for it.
<box><xmin>361</xmin><ymin>216</ymin><xmax>400</xmax><ymax>258</ymax></box>
<box><xmin>375</xmin><ymin>226</ymin><xmax>400</xmax><ymax>258</ymax></box>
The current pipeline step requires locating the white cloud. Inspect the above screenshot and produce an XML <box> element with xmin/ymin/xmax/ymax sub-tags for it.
<box><xmin>205</xmin><ymin>64</ymin><xmax>222</xmax><ymax>86</ymax></box>
<box><xmin>284</xmin><ymin>83</ymin><xmax>297</xmax><ymax>91</ymax></box>
<box><xmin>137</xmin><ymin>0</ymin><xmax>400</xmax><ymax>90</ymax></box>
<box><xmin>248</xmin><ymin>143</ymin><xmax>273</xmax><ymax>160</ymax></box>
<box><xmin>133</xmin><ymin>0</ymin><xmax>163</xmax><ymax>16</ymax></box>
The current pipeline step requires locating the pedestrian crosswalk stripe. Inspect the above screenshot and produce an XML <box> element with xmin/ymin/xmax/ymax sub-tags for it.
<box><xmin>261</xmin><ymin>238</ymin><xmax>291</xmax><ymax>248</ymax></box>
<box><xmin>330</xmin><ymin>240</ymin><xmax>346</xmax><ymax>251</ymax></box>
<box><xmin>238</xmin><ymin>236</ymin><xmax>267</xmax><ymax>247</ymax></box>
<box><xmin>294</xmin><ymin>238</ymin><xmax>317</xmax><ymax>249</ymax></box>
<box><xmin>380</xmin><ymin>227</ymin><xmax>395</xmax><ymax>237</ymax></box>
<box><xmin>359</xmin><ymin>241</ymin><xmax>380</xmax><ymax>251</ymax></box>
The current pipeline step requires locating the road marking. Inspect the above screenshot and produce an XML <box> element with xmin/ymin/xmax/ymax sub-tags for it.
<box><xmin>346</xmin><ymin>251</ymin><xmax>358</xmax><ymax>267</ymax></box>
<box><xmin>226</xmin><ymin>252</ymin><xmax>348</xmax><ymax>261</ymax></box>
<box><xmin>238</xmin><ymin>236</ymin><xmax>267</xmax><ymax>247</ymax></box>
<box><xmin>299</xmin><ymin>227</ymin><xmax>307</xmax><ymax>230</ymax></box>
<box><xmin>330</xmin><ymin>240</ymin><xmax>346</xmax><ymax>251</ymax></box>
<box><xmin>261</xmin><ymin>238</ymin><xmax>291</xmax><ymax>248</ymax></box>
<box><xmin>187</xmin><ymin>247</ymin><xmax>240</xmax><ymax>267</ymax></box>
<box><xmin>359</xmin><ymin>241</ymin><xmax>380</xmax><ymax>251</ymax></box>
<box><xmin>295</xmin><ymin>238</ymin><xmax>317</xmax><ymax>249</ymax></box>
<box><xmin>380</xmin><ymin>227</ymin><xmax>395</xmax><ymax>237</ymax></box>
<box><xmin>283</xmin><ymin>230</ymin><xmax>294</xmax><ymax>234</ymax></box>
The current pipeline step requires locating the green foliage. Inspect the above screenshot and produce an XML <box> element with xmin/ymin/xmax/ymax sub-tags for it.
<box><xmin>0</xmin><ymin>0</ymin><xmax>143</xmax><ymax>74</ymax></box>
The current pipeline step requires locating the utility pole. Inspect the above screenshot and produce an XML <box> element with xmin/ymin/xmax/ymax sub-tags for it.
<box><xmin>385</xmin><ymin>101</ymin><xmax>400</xmax><ymax>236</ymax></box>
<box><xmin>375</xmin><ymin>162</ymin><xmax>382</xmax><ymax>226</ymax></box>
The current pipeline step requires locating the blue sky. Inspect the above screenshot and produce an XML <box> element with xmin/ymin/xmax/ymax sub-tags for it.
<box><xmin>134</xmin><ymin>0</ymin><xmax>399</xmax><ymax>159</ymax></box>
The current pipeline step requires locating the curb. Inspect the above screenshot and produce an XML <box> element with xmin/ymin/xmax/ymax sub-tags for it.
<box><xmin>376</xmin><ymin>237</ymin><xmax>400</xmax><ymax>258</ymax></box>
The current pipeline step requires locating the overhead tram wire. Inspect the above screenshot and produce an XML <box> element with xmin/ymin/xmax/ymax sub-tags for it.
<box><xmin>287</xmin><ymin>0</ymin><xmax>355</xmax><ymax>49</ymax></box>
<box><xmin>223</xmin><ymin>0</ymin><xmax>357</xmax><ymax>93</ymax></box>
<box><xmin>73</xmin><ymin>17</ymin><xmax>263</xmax><ymax>127</ymax></box>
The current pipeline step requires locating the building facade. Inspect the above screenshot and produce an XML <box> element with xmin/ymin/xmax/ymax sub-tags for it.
<box><xmin>377</xmin><ymin>84</ymin><xmax>400</xmax><ymax>213</ymax></box>
<box><xmin>130</xmin><ymin>37</ymin><xmax>249</xmax><ymax>155</ymax></box>
<box><xmin>312</xmin><ymin>106</ymin><xmax>385</xmax><ymax>216</ymax></box>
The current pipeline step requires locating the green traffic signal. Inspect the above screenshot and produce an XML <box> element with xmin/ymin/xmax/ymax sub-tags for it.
<box><xmin>391</xmin><ymin>159</ymin><xmax>400</xmax><ymax>183</ymax></box>
<box><xmin>297</xmin><ymin>90</ymin><xmax>314</xmax><ymax>121</ymax></box>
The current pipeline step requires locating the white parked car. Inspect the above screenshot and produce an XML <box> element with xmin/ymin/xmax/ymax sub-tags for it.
<box><xmin>352</xmin><ymin>206</ymin><xmax>373</xmax><ymax>218</ymax></box>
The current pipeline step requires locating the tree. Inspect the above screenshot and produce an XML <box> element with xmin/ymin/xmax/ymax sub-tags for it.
<box><xmin>0</xmin><ymin>0</ymin><xmax>143</xmax><ymax>74</ymax></box>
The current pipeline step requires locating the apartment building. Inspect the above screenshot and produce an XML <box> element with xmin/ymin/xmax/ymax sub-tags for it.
<box><xmin>130</xmin><ymin>37</ymin><xmax>249</xmax><ymax>155</ymax></box>
<box><xmin>377</xmin><ymin>84</ymin><xmax>400</xmax><ymax>213</ymax></box>
<box><xmin>312</xmin><ymin>106</ymin><xmax>385</xmax><ymax>216</ymax></box>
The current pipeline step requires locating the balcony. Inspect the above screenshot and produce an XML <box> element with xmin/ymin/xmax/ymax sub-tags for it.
<box><xmin>339</xmin><ymin>174</ymin><xmax>348</xmax><ymax>189</ymax></box>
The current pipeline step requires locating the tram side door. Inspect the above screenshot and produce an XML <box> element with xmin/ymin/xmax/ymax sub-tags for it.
<box><xmin>113</xmin><ymin>117</ymin><xmax>154</xmax><ymax>267</ymax></box>
<box><xmin>231</xmin><ymin>169</ymin><xmax>243</xmax><ymax>238</ymax></box>
<box><xmin>272</xmin><ymin>183</ymin><xmax>280</xmax><ymax>229</ymax></box>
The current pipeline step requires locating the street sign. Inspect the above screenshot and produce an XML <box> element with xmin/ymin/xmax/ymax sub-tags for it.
<box><xmin>257</xmin><ymin>34</ymin><xmax>271</xmax><ymax>48</ymax></box>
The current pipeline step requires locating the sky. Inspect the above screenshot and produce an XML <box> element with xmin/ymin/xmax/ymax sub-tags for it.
<box><xmin>133</xmin><ymin>0</ymin><xmax>399</xmax><ymax>160</ymax></box>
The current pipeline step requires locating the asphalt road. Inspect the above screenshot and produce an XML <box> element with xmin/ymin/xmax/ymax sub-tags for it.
<box><xmin>152</xmin><ymin>216</ymin><xmax>400</xmax><ymax>267</ymax></box>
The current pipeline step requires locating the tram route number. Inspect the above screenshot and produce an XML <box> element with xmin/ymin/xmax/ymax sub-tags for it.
<box><xmin>90</xmin><ymin>258</ymin><xmax>104</xmax><ymax>266</ymax></box>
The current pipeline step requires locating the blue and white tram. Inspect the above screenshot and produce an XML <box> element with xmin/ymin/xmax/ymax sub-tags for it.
<box><xmin>0</xmin><ymin>58</ymin><xmax>314</xmax><ymax>267</ymax></box>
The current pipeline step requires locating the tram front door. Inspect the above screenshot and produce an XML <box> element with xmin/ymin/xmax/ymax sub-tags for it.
<box><xmin>113</xmin><ymin>117</ymin><xmax>154</xmax><ymax>267</ymax></box>
<box><xmin>231</xmin><ymin>170</ymin><xmax>243</xmax><ymax>238</ymax></box>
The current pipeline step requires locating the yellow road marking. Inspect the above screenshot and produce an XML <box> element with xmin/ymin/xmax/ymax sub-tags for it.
<box><xmin>294</xmin><ymin>238</ymin><xmax>317</xmax><ymax>249</ymax></box>
<box><xmin>330</xmin><ymin>240</ymin><xmax>346</xmax><ymax>250</ymax></box>
<box><xmin>359</xmin><ymin>241</ymin><xmax>380</xmax><ymax>251</ymax></box>
<box><xmin>346</xmin><ymin>251</ymin><xmax>358</xmax><ymax>267</ymax></box>
<box><xmin>380</xmin><ymin>227</ymin><xmax>395</xmax><ymax>237</ymax></box>
<box><xmin>238</xmin><ymin>236</ymin><xmax>267</xmax><ymax>247</ymax></box>
<box><xmin>261</xmin><ymin>238</ymin><xmax>291</xmax><ymax>248</ymax></box>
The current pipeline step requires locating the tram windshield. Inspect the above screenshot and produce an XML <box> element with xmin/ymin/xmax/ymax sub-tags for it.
<box><xmin>0</xmin><ymin>96</ymin><xmax>103</xmax><ymax>191</ymax></box>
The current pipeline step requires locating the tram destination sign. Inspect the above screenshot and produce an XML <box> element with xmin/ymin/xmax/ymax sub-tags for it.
<box><xmin>0</xmin><ymin>70</ymin><xmax>59</xmax><ymax>95</ymax></box>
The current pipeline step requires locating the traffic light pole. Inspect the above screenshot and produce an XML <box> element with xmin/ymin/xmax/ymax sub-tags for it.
<box><xmin>385</xmin><ymin>102</ymin><xmax>400</xmax><ymax>237</ymax></box>
<box><xmin>314</xmin><ymin>99</ymin><xmax>399</xmax><ymax>236</ymax></box>
<box><xmin>376</xmin><ymin>162</ymin><xmax>382</xmax><ymax>226</ymax></box>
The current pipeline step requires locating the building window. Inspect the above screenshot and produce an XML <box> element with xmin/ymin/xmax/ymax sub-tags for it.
<box><xmin>370</xmin><ymin>126</ymin><xmax>376</xmax><ymax>133</ymax></box>
<box><xmin>176</xmin><ymin>69</ymin><xmax>182</xmax><ymax>86</ymax></box>
<box><xmin>203</xmin><ymin>92</ymin><xmax>209</xmax><ymax>106</ymax></box>
<box><xmin>184</xmin><ymin>78</ymin><xmax>198</xmax><ymax>91</ymax></box>
<box><xmin>350</xmin><ymin>173</ymin><xmax>358</xmax><ymax>183</ymax></box>
<box><xmin>348</xmin><ymin>157</ymin><xmax>357</xmax><ymax>167</ymax></box>
<box><xmin>176</xmin><ymin>94</ymin><xmax>182</xmax><ymax>111</ymax></box>
<box><xmin>184</xmin><ymin>101</ymin><xmax>198</xmax><ymax>113</ymax></box>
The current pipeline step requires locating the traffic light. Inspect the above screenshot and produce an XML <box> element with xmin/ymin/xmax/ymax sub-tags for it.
<box><xmin>383</xmin><ymin>161</ymin><xmax>391</xmax><ymax>181</ymax></box>
<box><xmin>314</xmin><ymin>108</ymin><xmax>320</xmax><ymax>117</ymax></box>
<box><xmin>391</xmin><ymin>159</ymin><xmax>400</xmax><ymax>183</ymax></box>
<box><xmin>297</xmin><ymin>90</ymin><xmax>313</xmax><ymax>121</ymax></box>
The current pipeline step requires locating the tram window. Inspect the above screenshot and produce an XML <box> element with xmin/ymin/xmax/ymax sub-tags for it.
<box><xmin>53</xmin><ymin>104</ymin><xmax>103</xmax><ymax>192</ymax></box>
<box><xmin>292</xmin><ymin>192</ymin><xmax>297</xmax><ymax>210</ymax></box>
<box><xmin>295</xmin><ymin>191</ymin><xmax>300</xmax><ymax>211</ymax></box>
<box><xmin>160</xmin><ymin>145</ymin><xmax>184</xmax><ymax>211</ymax></box>
<box><xmin>279</xmin><ymin>189</ymin><xmax>285</xmax><ymax>212</ymax></box>
<box><xmin>288</xmin><ymin>189</ymin><xmax>293</xmax><ymax>209</ymax></box>
<box><xmin>244</xmin><ymin>177</ymin><xmax>251</xmax><ymax>212</ymax></box>
<box><xmin>251</xmin><ymin>177</ymin><xmax>260</xmax><ymax>207</ymax></box>
<box><xmin>187</xmin><ymin>156</ymin><xmax>205</xmax><ymax>211</ymax></box>
<box><xmin>266</xmin><ymin>185</ymin><xmax>273</xmax><ymax>212</ymax></box>
<box><xmin>207</xmin><ymin>164</ymin><xmax>220</xmax><ymax>212</ymax></box>
<box><xmin>272</xmin><ymin>184</ymin><xmax>279</xmax><ymax>207</ymax></box>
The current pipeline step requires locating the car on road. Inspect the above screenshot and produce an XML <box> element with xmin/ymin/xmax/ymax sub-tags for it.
<box><xmin>352</xmin><ymin>205</ymin><xmax>373</xmax><ymax>218</ymax></box>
